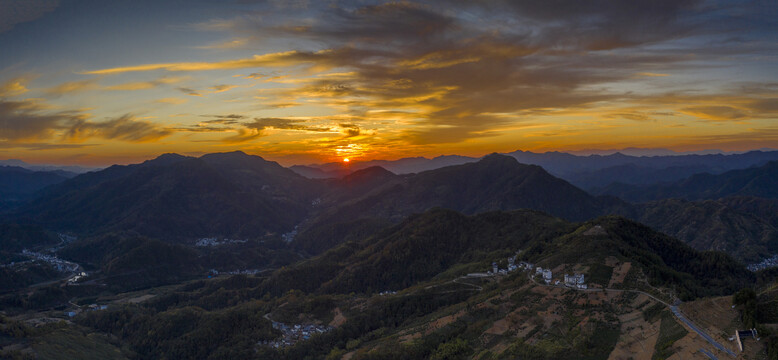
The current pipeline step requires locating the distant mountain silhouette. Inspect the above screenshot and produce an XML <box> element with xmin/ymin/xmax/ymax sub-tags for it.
<box><xmin>506</xmin><ymin>149</ymin><xmax>778</xmax><ymax>190</ymax></box>
<box><xmin>0</xmin><ymin>159</ymin><xmax>100</xmax><ymax>174</ymax></box>
<box><xmin>290</xmin><ymin>155</ymin><xmax>478</xmax><ymax>178</ymax></box>
<box><xmin>0</xmin><ymin>166</ymin><xmax>74</xmax><ymax>207</ymax></box>
<box><xmin>18</xmin><ymin>151</ymin><xmax>323</xmax><ymax>239</ymax></box>
<box><xmin>310</xmin><ymin>154</ymin><xmax>619</xmax><ymax>223</ymax></box>
<box><xmin>293</xmin><ymin>154</ymin><xmax>628</xmax><ymax>254</ymax></box>
<box><xmin>289</xmin><ymin>150</ymin><xmax>778</xmax><ymax>190</ymax></box>
<box><xmin>600</xmin><ymin>161</ymin><xmax>778</xmax><ymax>202</ymax></box>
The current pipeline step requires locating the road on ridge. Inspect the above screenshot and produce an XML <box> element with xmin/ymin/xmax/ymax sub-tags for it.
<box><xmin>527</xmin><ymin>272</ymin><xmax>737</xmax><ymax>358</ymax></box>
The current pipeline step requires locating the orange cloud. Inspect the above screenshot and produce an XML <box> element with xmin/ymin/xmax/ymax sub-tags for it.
<box><xmin>0</xmin><ymin>76</ymin><xmax>32</xmax><ymax>97</ymax></box>
<box><xmin>45</xmin><ymin>79</ymin><xmax>100</xmax><ymax>96</ymax></box>
<box><xmin>156</xmin><ymin>97</ymin><xmax>188</xmax><ymax>104</ymax></box>
<box><xmin>681</xmin><ymin>105</ymin><xmax>749</xmax><ymax>121</ymax></box>
<box><xmin>83</xmin><ymin>49</ymin><xmax>347</xmax><ymax>75</ymax></box>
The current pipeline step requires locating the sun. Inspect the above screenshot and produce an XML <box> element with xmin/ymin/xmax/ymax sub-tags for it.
<box><xmin>343</xmin><ymin>158</ymin><xmax>350</xmax><ymax>163</ymax></box>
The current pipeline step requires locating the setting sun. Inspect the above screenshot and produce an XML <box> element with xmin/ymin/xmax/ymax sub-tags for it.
<box><xmin>343</xmin><ymin>158</ymin><xmax>350</xmax><ymax>163</ymax></box>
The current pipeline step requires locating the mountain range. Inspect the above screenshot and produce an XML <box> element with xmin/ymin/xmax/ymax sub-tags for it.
<box><xmin>6</xmin><ymin>150</ymin><xmax>778</xmax><ymax>264</ymax></box>
<box><xmin>290</xmin><ymin>149</ymin><xmax>778</xmax><ymax>192</ymax></box>
<box><xmin>598</xmin><ymin>160</ymin><xmax>778</xmax><ymax>202</ymax></box>
<box><xmin>3</xmin><ymin>150</ymin><xmax>778</xmax><ymax>359</ymax></box>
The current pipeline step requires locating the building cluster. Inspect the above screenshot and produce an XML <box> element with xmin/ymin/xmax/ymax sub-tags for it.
<box><xmin>195</xmin><ymin>237</ymin><xmax>247</xmax><ymax>247</ymax></box>
<box><xmin>564</xmin><ymin>273</ymin><xmax>587</xmax><ymax>289</ymax></box>
<box><xmin>535</xmin><ymin>267</ymin><xmax>553</xmax><ymax>284</ymax></box>
<box><xmin>490</xmin><ymin>254</ymin><xmax>531</xmax><ymax>275</ymax></box>
<box><xmin>747</xmin><ymin>255</ymin><xmax>778</xmax><ymax>272</ymax></box>
<box><xmin>282</xmin><ymin>226</ymin><xmax>300</xmax><ymax>243</ymax></box>
<box><xmin>208</xmin><ymin>269</ymin><xmax>262</xmax><ymax>277</ymax></box>
<box><xmin>378</xmin><ymin>290</ymin><xmax>397</xmax><ymax>296</ymax></box>
<box><xmin>21</xmin><ymin>249</ymin><xmax>79</xmax><ymax>273</ymax></box>
<box><xmin>467</xmin><ymin>254</ymin><xmax>535</xmax><ymax>278</ymax></box>
<box><xmin>465</xmin><ymin>252</ymin><xmax>588</xmax><ymax>289</ymax></box>
<box><xmin>64</xmin><ymin>304</ymin><xmax>108</xmax><ymax>318</ymax></box>
<box><xmin>260</xmin><ymin>322</ymin><xmax>333</xmax><ymax>348</ymax></box>
<box><xmin>733</xmin><ymin>328</ymin><xmax>759</xmax><ymax>352</ymax></box>
<box><xmin>67</xmin><ymin>271</ymin><xmax>88</xmax><ymax>285</ymax></box>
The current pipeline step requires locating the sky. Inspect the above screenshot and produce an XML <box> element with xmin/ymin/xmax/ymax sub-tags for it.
<box><xmin>0</xmin><ymin>0</ymin><xmax>776</xmax><ymax>166</ymax></box>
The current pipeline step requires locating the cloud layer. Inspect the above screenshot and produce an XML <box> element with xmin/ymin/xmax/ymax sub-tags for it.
<box><xmin>2</xmin><ymin>0</ymin><xmax>776</xmax><ymax>163</ymax></box>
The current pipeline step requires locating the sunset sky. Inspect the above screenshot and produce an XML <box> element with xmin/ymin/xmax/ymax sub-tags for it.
<box><xmin>1</xmin><ymin>0</ymin><xmax>776</xmax><ymax>166</ymax></box>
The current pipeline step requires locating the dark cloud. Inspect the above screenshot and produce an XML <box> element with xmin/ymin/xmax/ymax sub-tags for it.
<box><xmin>0</xmin><ymin>99</ymin><xmax>171</xmax><ymax>146</ymax></box>
<box><xmin>244</xmin><ymin>117</ymin><xmax>333</xmax><ymax>132</ymax></box>
<box><xmin>177</xmin><ymin>87</ymin><xmax>202</xmax><ymax>96</ymax></box>
<box><xmin>0</xmin><ymin>0</ymin><xmax>59</xmax><ymax>33</ymax></box>
<box><xmin>65</xmin><ymin>114</ymin><xmax>172</xmax><ymax>142</ymax></box>
<box><xmin>339</xmin><ymin>123</ymin><xmax>362</xmax><ymax>137</ymax></box>
<box><xmin>221</xmin><ymin>128</ymin><xmax>262</xmax><ymax>143</ymax></box>
<box><xmin>199</xmin><ymin>114</ymin><xmax>247</xmax><ymax>125</ymax></box>
<box><xmin>309</xmin><ymin>2</ymin><xmax>455</xmax><ymax>45</ymax></box>
<box><xmin>485</xmin><ymin>0</ymin><xmax>701</xmax><ymax>50</ymax></box>
<box><xmin>233</xmin><ymin>0</ymin><xmax>731</xmax><ymax>143</ymax></box>
<box><xmin>86</xmin><ymin>0</ymin><xmax>778</xmax><ymax>148</ymax></box>
<box><xmin>0</xmin><ymin>99</ymin><xmax>74</xmax><ymax>140</ymax></box>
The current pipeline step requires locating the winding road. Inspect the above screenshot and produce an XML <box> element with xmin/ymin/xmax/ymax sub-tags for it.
<box><xmin>526</xmin><ymin>272</ymin><xmax>737</xmax><ymax>358</ymax></box>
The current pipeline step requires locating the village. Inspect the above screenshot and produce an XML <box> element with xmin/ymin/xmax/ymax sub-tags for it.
<box><xmin>467</xmin><ymin>253</ymin><xmax>588</xmax><ymax>289</ymax></box>
<box><xmin>195</xmin><ymin>237</ymin><xmax>248</xmax><ymax>247</ymax></box>
<box><xmin>64</xmin><ymin>303</ymin><xmax>109</xmax><ymax>318</ymax></box>
<box><xmin>747</xmin><ymin>254</ymin><xmax>778</xmax><ymax>272</ymax></box>
<box><xmin>259</xmin><ymin>321</ymin><xmax>334</xmax><ymax>349</ymax></box>
<box><xmin>19</xmin><ymin>249</ymin><xmax>80</xmax><ymax>273</ymax></box>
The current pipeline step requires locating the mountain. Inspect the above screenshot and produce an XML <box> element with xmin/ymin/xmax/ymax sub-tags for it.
<box><xmin>0</xmin><ymin>159</ymin><xmax>100</xmax><ymax>174</ymax></box>
<box><xmin>720</xmin><ymin>196</ymin><xmax>778</xmax><ymax>228</ymax></box>
<box><xmin>320</xmin><ymin>153</ymin><xmax>618</xmax><ymax>222</ymax></box>
<box><xmin>505</xmin><ymin>149</ymin><xmax>778</xmax><ymax>177</ymax></box>
<box><xmin>17</xmin><ymin>151</ymin><xmax>323</xmax><ymax>239</ymax></box>
<box><xmin>288</xmin><ymin>165</ymin><xmax>347</xmax><ymax>179</ymax></box>
<box><xmin>269</xmin><ymin>208</ymin><xmax>752</xmax><ymax>299</ymax></box>
<box><xmin>599</xmin><ymin>161</ymin><xmax>778</xmax><ymax>202</ymax></box>
<box><xmin>0</xmin><ymin>210</ymin><xmax>760</xmax><ymax>360</ymax></box>
<box><xmin>289</xmin><ymin>150</ymin><xmax>778</xmax><ymax>189</ymax></box>
<box><xmin>292</xmin><ymin>154</ymin><xmax>627</xmax><ymax>254</ymax></box>
<box><xmin>630</xmin><ymin>199</ymin><xmax>778</xmax><ymax>263</ymax></box>
<box><xmin>290</xmin><ymin>155</ymin><xmax>478</xmax><ymax>178</ymax></box>
<box><xmin>0</xmin><ymin>166</ymin><xmax>74</xmax><ymax>205</ymax></box>
<box><xmin>569</xmin><ymin>163</ymin><xmax>714</xmax><ymax>191</ymax></box>
<box><xmin>506</xmin><ymin>149</ymin><xmax>778</xmax><ymax>190</ymax></box>
<box><xmin>320</xmin><ymin>166</ymin><xmax>399</xmax><ymax>202</ymax></box>
<box><xmin>0</xmin><ymin>223</ymin><xmax>58</xmax><ymax>254</ymax></box>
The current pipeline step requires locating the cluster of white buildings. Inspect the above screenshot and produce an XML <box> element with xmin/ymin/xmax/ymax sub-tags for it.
<box><xmin>535</xmin><ymin>267</ymin><xmax>553</xmax><ymax>284</ymax></box>
<box><xmin>282</xmin><ymin>226</ymin><xmax>300</xmax><ymax>243</ymax></box>
<box><xmin>21</xmin><ymin>249</ymin><xmax>79</xmax><ymax>273</ymax></box>
<box><xmin>747</xmin><ymin>254</ymin><xmax>778</xmax><ymax>272</ymax></box>
<box><xmin>564</xmin><ymin>273</ymin><xmax>587</xmax><ymax>289</ymax></box>
<box><xmin>195</xmin><ymin>237</ymin><xmax>248</xmax><ymax>247</ymax></box>
<box><xmin>467</xmin><ymin>253</ymin><xmax>537</xmax><ymax>278</ymax></box>
<box><xmin>67</xmin><ymin>271</ymin><xmax>88</xmax><ymax>285</ymax></box>
<box><xmin>466</xmin><ymin>253</ymin><xmax>587</xmax><ymax>289</ymax></box>
<box><xmin>207</xmin><ymin>269</ymin><xmax>262</xmax><ymax>277</ymax></box>
<box><xmin>261</xmin><ymin>322</ymin><xmax>333</xmax><ymax>348</ymax></box>
<box><xmin>488</xmin><ymin>254</ymin><xmax>533</xmax><ymax>276</ymax></box>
